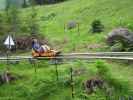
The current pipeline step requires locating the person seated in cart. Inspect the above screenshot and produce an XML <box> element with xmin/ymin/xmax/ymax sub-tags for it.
<box><xmin>32</xmin><ymin>39</ymin><xmax>60</xmax><ymax>57</ymax></box>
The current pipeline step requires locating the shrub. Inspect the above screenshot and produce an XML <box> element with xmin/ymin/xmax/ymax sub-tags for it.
<box><xmin>95</xmin><ymin>60</ymin><xmax>110</xmax><ymax>77</ymax></box>
<box><xmin>126</xmin><ymin>23</ymin><xmax>133</xmax><ymax>31</ymax></box>
<box><xmin>110</xmin><ymin>41</ymin><xmax>124</xmax><ymax>52</ymax></box>
<box><xmin>91</xmin><ymin>20</ymin><xmax>104</xmax><ymax>33</ymax></box>
<box><xmin>95</xmin><ymin>60</ymin><xmax>130</xmax><ymax>96</ymax></box>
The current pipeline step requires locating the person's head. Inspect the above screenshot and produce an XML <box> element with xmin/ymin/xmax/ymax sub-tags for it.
<box><xmin>33</xmin><ymin>39</ymin><xmax>38</xmax><ymax>44</ymax></box>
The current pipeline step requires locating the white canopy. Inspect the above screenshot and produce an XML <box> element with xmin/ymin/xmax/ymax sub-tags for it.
<box><xmin>4</xmin><ymin>35</ymin><xmax>15</xmax><ymax>49</ymax></box>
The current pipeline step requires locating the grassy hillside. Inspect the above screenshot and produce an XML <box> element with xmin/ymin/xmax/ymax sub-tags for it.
<box><xmin>27</xmin><ymin>0</ymin><xmax>133</xmax><ymax>52</ymax></box>
<box><xmin>0</xmin><ymin>60</ymin><xmax>133</xmax><ymax>100</ymax></box>
<box><xmin>0</xmin><ymin>0</ymin><xmax>133</xmax><ymax>100</ymax></box>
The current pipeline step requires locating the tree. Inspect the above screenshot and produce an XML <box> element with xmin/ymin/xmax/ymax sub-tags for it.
<box><xmin>28</xmin><ymin>0</ymin><xmax>39</xmax><ymax>36</ymax></box>
<box><xmin>91</xmin><ymin>19</ymin><xmax>104</xmax><ymax>33</ymax></box>
<box><xmin>0</xmin><ymin>13</ymin><xmax>4</xmax><ymax>32</ymax></box>
<box><xmin>35</xmin><ymin>0</ymin><xmax>44</xmax><ymax>5</ymax></box>
<box><xmin>5</xmin><ymin>0</ymin><xmax>10</xmax><ymax>11</ymax></box>
<box><xmin>4</xmin><ymin>6</ymin><xmax>20</xmax><ymax>34</ymax></box>
<box><xmin>22</xmin><ymin>0</ymin><xmax>28</xmax><ymax>8</ymax></box>
<box><xmin>34</xmin><ymin>0</ymin><xmax>67</xmax><ymax>5</ymax></box>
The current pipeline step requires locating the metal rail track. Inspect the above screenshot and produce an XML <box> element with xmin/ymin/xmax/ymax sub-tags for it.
<box><xmin>0</xmin><ymin>52</ymin><xmax>133</xmax><ymax>61</ymax></box>
<box><xmin>62</xmin><ymin>52</ymin><xmax>133</xmax><ymax>56</ymax></box>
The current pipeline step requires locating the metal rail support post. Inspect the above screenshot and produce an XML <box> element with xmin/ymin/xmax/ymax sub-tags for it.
<box><xmin>55</xmin><ymin>59</ymin><xmax>59</xmax><ymax>81</ymax></box>
<box><xmin>70</xmin><ymin>67</ymin><xmax>74</xmax><ymax>98</ymax></box>
<box><xmin>29</xmin><ymin>58</ymin><xmax>38</xmax><ymax>73</ymax></box>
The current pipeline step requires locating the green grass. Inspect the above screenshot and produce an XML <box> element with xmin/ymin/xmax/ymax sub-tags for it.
<box><xmin>0</xmin><ymin>61</ymin><xmax>94</xmax><ymax>100</ymax></box>
<box><xmin>27</xmin><ymin>0</ymin><xmax>133</xmax><ymax>52</ymax></box>
<box><xmin>0</xmin><ymin>60</ymin><xmax>132</xmax><ymax>100</ymax></box>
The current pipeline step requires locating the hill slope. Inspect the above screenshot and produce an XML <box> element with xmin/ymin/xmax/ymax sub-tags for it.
<box><xmin>30</xmin><ymin>0</ymin><xmax>133</xmax><ymax>52</ymax></box>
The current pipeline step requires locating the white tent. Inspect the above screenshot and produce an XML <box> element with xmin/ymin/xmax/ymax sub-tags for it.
<box><xmin>4</xmin><ymin>35</ymin><xmax>15</xmax><ymax>49</ymax></box>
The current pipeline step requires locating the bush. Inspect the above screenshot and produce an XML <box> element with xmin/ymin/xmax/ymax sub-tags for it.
<box><xmin>95</xmin><ymin>61</ymin><xmax>130</xmax><ymax>96</ymax></box>
<box><xmin>95</xmin><ymin>61</ymin><xmax>110</xmax><ymax>77</ymax></box>
<box><xmin>110</xmin><ymin>41</ymin><xmax>124</xmax><ymax>52</ymax></box>
<box><xmin>91</xmin><ymin>20</ymin><xmax>104</xmax><ymax>33</ymax></box>
<box><xmin>126</xmin><ymin>23</ymin><xmax>133</xmax><ymax>31</ymax></box>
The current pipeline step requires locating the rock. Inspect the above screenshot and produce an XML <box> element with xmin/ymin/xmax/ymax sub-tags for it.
<box><xmin>0</xmin><ymin>71</ymin><xmax>16</xmax><ymax>84</ymax></box>
<box><xmin>67</xmin><ymin>20</ymin><xmax>77</xmax><ymax>30</ymax></box>
<box><xmin>107</xmin><ymin>28</ymin><xmax>133</xmax><ymax>51</ymax></box>
<box><xmin>83</xmin><ymin>77</ymin><xmax>104</xmax><ymax>94</ymax></box>
<box><xmin>107</xmin><ymin>28</ymin><xmax>133</xmax><ymax>45</ymax></box>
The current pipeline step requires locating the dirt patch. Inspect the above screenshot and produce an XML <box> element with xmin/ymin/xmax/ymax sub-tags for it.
<box><xmin>15</xmin><ymin>35</ymin><xmax>48</xmax><ymax>50</ymax></box>
<box><xmin>87</xmin><ymin>44</ymin><xmax>103</xmax><ymax>50</ymax></box>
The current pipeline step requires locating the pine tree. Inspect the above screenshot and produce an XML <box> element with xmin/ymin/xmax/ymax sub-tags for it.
<box><xmin>4</xmin><ymin>0</ymin><xmax>20</xmax><ymax>34</ymax></box>
<box><xmin>23</xmin><ymin>0</ymin><xmax>28</xmax><ymax>8</ymax></box>
<box><xmin>28</xmin><ymin>0</ymin><xmax>39</xmax><ymax>36</ymax></box>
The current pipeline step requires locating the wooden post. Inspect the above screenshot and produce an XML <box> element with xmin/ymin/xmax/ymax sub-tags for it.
<box><xmin>70</xmin><ymin>67</ymin><xmax>74</xmax><ymax>98</ymax></box>
<box><xmin>55</xmin><ymin>59</ymin><xmax>59</xmax><ymax>81</ymax></box>
<box><xmin>119</xmin><ymin>17</ymin><xmax>122</xmax><ymax>27</ymax></box>
<box><xmin>6</xmin><ymin>51</ymin><xmax>9</xmax><ymax>65</ymax></box>
<box><xmin>6</xmin><ymin>50</ymin><xmax>11</xmax><ymax>71</ymax></box>
<box><xmin>64</xmin><ymin>23</ymin><xmax>66</xmax><ymax>33</ymax></box>
<box><xmin>30</xmin><ymin>58</ymin><xmax>37</xmax><ymax>74</ymax></box>
<box><xmin>77</xmin><ymin>23</ymin><xmax>80</xmax><ymax>36</ymax></box>
<box><xmin>33</xmin><ymin>59</ymin><xmax>38</xmax><ymax>79</ymax></box>
<box><xmin>33</xmin><ymin>62</ymin><xmax>37</xmax><ymax>73</ymax></box>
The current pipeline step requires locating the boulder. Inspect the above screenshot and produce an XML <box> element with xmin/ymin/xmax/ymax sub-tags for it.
<box><xmin>83</xmin><ymin>77</ymin><xmax>104</xmax><ymax>94</ymax></box>
<box><xmin>0</xmin><ymin>71</ymin><xmax>16</xmax><ymax>84</ymax></box>
<box><xmin>107</xmin><ymin>28</ymin><xmax>133</xmax><ymax>51</ymax></box>
<box><xmin>107</xmin><ymin>28</ymin><xmax>133</xmax><ymax>45</ymax></box>
<box><xmin>67</xmin><ymin>20</ymin><xmax>77</xmax><ymax>30</ymax></box>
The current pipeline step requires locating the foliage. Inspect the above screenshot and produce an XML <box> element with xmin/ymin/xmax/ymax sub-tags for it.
<box><xmin>22</xmin><ymin>0</ymin><xmax>28</xmax><ymax>8</ymax></box>
<box><xmin>95</xmin><ymin>60</ymin><xmax>132</xmax><ymax>97</ymax></box>
<box><xmin>110</xmin><ymin>41</ymin><xmax>124</xmax><ymax>51</ymax></box>
<box><xmin>29</xmin><ymin>1</ymin><xmax>39</xmax><ymax>36</ymax></box>
<box><xmin>0</xmin><ymin>13</ymin><xmax>6</xmax><ymax>35</ymax></box>
<box><xmin>91</xmin><ymin>19</ymin><xmax>104</xmax><ymax>33</ymax></box>
<box><xmin>95</xmin><ymin>60</ymin><xmax>110</xmax><ymax>77</ymax></box>
<box><xmin>6</xmin><ymin>6</ymin><xmax>20</xmax><ymax>33</ymax></box>
<box><xmin>0</xmin><ymin>0</ymin><xmax>133</xmax><ymax>99</ymax></box>
<box><xmin>34</xmin><ymin>0</ymin><xmax>68</xmax><ymax>5</ymax></box>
